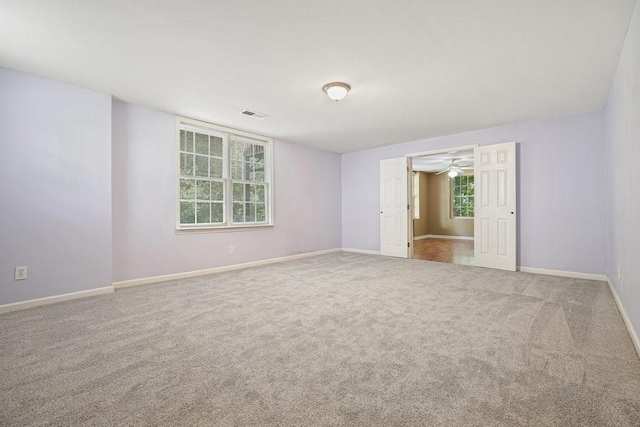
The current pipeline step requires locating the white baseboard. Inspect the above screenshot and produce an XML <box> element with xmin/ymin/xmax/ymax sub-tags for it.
<box><xmin>342</xmin><ymin>248</ymin><xmax>381</xmax><ymax>255</ymax></box>
<box><xmin>414</xmin><ymin>234</ymin><xmax>474</xmax><ymax>241</ymax></box>
<box><xmin>113</xmin><ymin>248</ymin><xmax>343</xmax><ymax>289</ymax></box>
<box><xmin>0</xmin><ymin>286</ymin><xmax>114</xmax><ymax>315</ymax></box>
<box><xmin>517</xmin><ymin>266</ymin><xmax>606</xmax><ymax>282</ymax></box>
<box><xmin>607</xmin><ymin>277</ymin><xmax>640</xmax><ymax>360</ymax></box>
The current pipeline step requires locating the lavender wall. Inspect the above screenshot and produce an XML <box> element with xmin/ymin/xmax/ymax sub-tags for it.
<box><xmin>342</xmin><ymin>111</ymin><xmax>607</xmax><ymax>275</ymax></box>
<box><xmin>604</xmin><ymin>2</ymin><xmax>640</xmax><ymax>342</ymax></box>
<box><xmin>112</xmin><ymin>100</ymin><xmax>342</xmax><ymax>282</ymax></box>
<box><xmin>0</xmin><ymin>68</ymin><xmax>112</xmax><ymax>305</ymax></box>
<box><xmin>0</xmin><ymin>63</ymin><xmax>620</xmax><ymax>308</ymax></box>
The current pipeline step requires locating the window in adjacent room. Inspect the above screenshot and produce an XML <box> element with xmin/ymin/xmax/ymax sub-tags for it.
<box><xmin>452</xmin><ymin>174</ymin><xmax>474</xmax><ymax>218</ymax></box>
<box><xmin>413</xmin><ymin>172</ymin><xmax>420</xmax><ymax>219</ymax></box>
<box><xmin>178</xmin><ymin>118</ymin><xmax>273</xmax><ymax>229</ymax></box>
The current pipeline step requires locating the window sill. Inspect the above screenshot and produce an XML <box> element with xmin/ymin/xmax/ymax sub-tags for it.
<box><xmin>176</xmin><ymin>224</ymin><xmax>274</xmax><ymax>234</ymax></box>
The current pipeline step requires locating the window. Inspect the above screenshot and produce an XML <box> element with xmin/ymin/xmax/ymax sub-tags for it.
<box><xmin>452</xmin><ymin>175</ymin><xmax>474</xmax><ymax>218</ymax></box>
<box><xmin>178</xmin><ymin>118</ymin><xmax>272</xmax><ymax>229</ymax></box>
<box><xmin>413</xmin><ymin>172</ymin><xmax>420</xmax><ymax>219</ymax></box>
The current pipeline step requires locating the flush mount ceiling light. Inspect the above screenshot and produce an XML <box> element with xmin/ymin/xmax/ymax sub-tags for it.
<box><xmin>322</xmin><ymin>82</ymin><xmax>351</xmax><ymax>101</ymax></box>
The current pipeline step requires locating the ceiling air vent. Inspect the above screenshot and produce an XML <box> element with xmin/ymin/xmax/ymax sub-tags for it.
<box><xmin>240</xmin><ymin>110</ymin><xmax>269</xmax><ymax>120</ymax></box>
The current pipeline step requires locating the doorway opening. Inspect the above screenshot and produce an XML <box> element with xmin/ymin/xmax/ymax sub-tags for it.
<box><xmin>410</xmin><ymin>147</ymin><xmax>475</xmax><ymax>266</ymax></box>
<box><xmin>379</xmin><ymin>141</ymin><xmax>515</xmax><ymax>270</ymax></box>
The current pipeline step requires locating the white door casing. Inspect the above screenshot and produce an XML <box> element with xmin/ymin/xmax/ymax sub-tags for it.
<box><xmin>380</xmin><ymin>157</ymin><xmax>409</xmax><ymax>258</ymax></box>
<box><xmin>474</xmin><ymin>142</ymin><xmax>517</xmax><ymax>271</ymax></box>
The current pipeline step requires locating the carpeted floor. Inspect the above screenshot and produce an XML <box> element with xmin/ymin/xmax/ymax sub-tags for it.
<box><xmin>1</xmin><ymin>252</ymin><xmax>639</xmax><ymax>426</ymax></box>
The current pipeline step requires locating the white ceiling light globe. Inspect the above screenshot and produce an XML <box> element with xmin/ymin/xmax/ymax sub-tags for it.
<box><xmin>448</xmin><ymin>170</ymin><xmax>459</xmax><ymax>178</ymax></box>
<box><xmin>323</xmin><ymin>82</ymin><xmax>351</xmax><ymax>101</ymax></box>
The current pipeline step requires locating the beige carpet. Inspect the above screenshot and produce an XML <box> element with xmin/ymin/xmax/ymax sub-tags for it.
<box><xmin>1</xmin><ymin>252</ymin><xmax>639</xmax><ymax>426</ymax></box>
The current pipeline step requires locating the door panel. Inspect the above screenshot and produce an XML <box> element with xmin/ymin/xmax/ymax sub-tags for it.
<box><xmin>474</xmin><ymin>142</ymin><xmax>517</xmax><ymax>270</ymax></box>
<box><xmin>380</xmin><ymin>157</ymin><xmax>409</xmax><ymax>258</ymax></box>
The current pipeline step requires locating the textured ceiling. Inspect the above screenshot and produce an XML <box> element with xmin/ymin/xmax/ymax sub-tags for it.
<box><xmin>0</xmin><ymin>1</ymin><xmax>636</xmax><ymax>153</ymax></box>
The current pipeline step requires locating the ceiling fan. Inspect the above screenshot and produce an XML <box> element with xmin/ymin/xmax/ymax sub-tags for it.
<box><xmin>435</xmin><ymin>159</ymin><xmax>473</xmax><ymax>178</ymax></box>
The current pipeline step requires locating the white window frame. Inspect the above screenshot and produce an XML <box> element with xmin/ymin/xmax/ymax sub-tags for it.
<box><xmin>176</xmin><ymin>117</ymin><xmax>274</xmax><ymax>231</ymax></box>
<box><xmin>451</xmin><ymin>174</ymin><xmax>474</xmax><ymax>219</ymax></box>
<box><xmin>413</xmin><ymin>172</ymin><xmax>420</xmax><ymax>219</ymax></box>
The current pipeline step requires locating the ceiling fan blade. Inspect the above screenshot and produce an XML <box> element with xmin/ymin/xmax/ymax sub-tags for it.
<box><xmin>435</xmin><ymin>169</ymin><xmax>448</xmax><ymax>175</ymax></box>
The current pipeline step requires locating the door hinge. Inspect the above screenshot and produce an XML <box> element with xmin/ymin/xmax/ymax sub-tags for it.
<box><xmin>407</xmin><ymin>204</ymin><xmax>410</xmax><ymax>210</ymax></box>
<box><xmin>407</xmin><ymin>242</ymin><xmax>410</xmax><ymax>248</ymax></box>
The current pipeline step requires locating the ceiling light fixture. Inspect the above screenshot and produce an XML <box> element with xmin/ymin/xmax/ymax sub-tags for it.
<box><xmin>448</xmin><ymin>169</ymin><xmax>459</xmax><ymax>178</ymax></box>
<box><xmin>322</xmin><ymin>82</ymin><xmax>351</xmax><ymax>101</ymax></box>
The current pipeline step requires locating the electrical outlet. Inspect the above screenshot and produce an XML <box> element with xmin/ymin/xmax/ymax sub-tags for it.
<box><xmin>229</xmin><ymin>246</ymin><xmax>235</xmax><ymax>254</ymax></box>
<box><xmin>14</xmin><ymin>266</ymin><xmax>28</xmax><ymax>281</ymax></box>
<box><xmin>617</xmin><ymin>265</ymin><xmax>621</xmax><ymax>280</ymax></box>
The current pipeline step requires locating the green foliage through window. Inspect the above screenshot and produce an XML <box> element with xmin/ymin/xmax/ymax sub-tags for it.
<box><xmin>452</xmin><ymin>175</ymin><xmax>474</xmax><ymax>218</ymax></box>
<box><xmin>180</xmin><ymin>129</ymin><xmax>226</xmax><ymax>225</ymax></box>
<box><xmin>179</xmin><ymin>124</ymin><xmax>271</xmax><ymax>227</ymax></box>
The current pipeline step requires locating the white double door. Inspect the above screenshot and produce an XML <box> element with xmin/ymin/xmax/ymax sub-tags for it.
<box><xmin>379</xmin><ymin>141</ymin><xmax>516</xmax><ymax>271</ymax></box>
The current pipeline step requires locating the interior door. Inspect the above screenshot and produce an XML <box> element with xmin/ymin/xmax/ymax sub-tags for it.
<box><xmin>474</xmin><ymin>142</ymin><xmax>517</xmax><ymax>270</ymax></box>
<box><xmin>380</xmin><ymin>157</ymin><xmax>409</xmax><ymax>258</ymax></box>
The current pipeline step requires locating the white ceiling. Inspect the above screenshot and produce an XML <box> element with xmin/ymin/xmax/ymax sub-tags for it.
<box><xmin>412</xmin><ymin>150</ymin><xmax>474</xmax><ymax>173</ymax></box>
<box><xmin>0</xmin><ymin>1</ymin><xmax>636</xmax><ymax>153</ymax></box>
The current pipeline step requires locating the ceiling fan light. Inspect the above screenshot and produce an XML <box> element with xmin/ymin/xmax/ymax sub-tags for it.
<box><xmin>448</xmin><ymin>170</ymin><xmax>459</xmax><ymax>178</ymax></box>
<box><xmin>323</xmin><ymin>82</ymin><xmax>350</xmax><ymax>101</ymax></box>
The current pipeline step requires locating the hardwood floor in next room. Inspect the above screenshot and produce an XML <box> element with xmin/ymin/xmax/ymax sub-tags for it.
<box><xmin>413</xmin><ymin>237</ymin><xmax>474</xmax><ymax>266</ymax></box>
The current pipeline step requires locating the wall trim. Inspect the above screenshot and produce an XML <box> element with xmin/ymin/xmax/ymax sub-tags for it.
<box><xmin>0</xmin><ymin>286</ymin><xmax>114</xmax><ymax>315</ymax></box>
<box><xmin>342</xmin><ymin>248</ymin><xmax>381</xmax><ymax>255</ymax></box>
<box><xmin>414</xmin><ymin>234</ymin><xmax>474</xmax><ymax>241</ymax></box>
<box><xmin>113</xmin><ymin>248</ymin><xmax>343</xmax><ymax>289</ymax></box>
<box><xmin>607</xmin><ymin>277</ymin><xmax>640</xmax><ymax>360</ymax></box>
<box><xmin>517</xmin><ymin>266</ymin><xmax>606</xmax><ymax>282</ymax></box>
